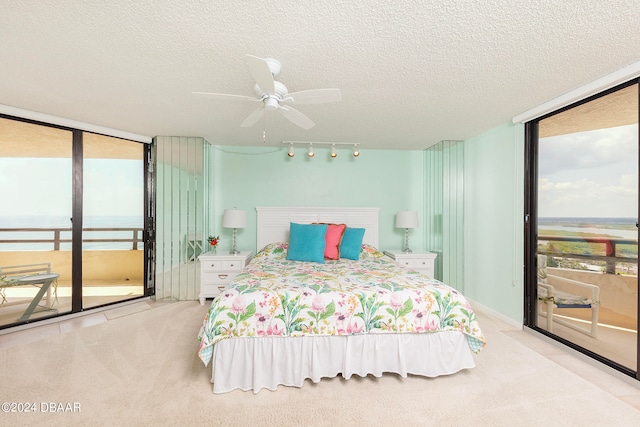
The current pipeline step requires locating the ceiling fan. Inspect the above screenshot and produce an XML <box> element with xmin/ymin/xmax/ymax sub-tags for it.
<box><xmin>193</xmin><ymin>54</ymin><xmax>341</xmax><ymax>130</ymax></box>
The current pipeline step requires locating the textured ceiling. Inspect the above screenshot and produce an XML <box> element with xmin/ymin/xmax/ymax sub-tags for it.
<box><xmin>1</xmin><ymin>1</ymin><xmax>639</xmax><ymax>150</ymax></box>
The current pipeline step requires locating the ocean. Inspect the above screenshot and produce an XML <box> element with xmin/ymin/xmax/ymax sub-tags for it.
<box><xmin>538</xmin><ymin>217</ymin><xmax>638</xmax><ymax>239</ymax></box>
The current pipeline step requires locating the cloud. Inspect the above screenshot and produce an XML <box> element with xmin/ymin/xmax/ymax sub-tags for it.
<box><xmin>538</xmin><ymin>124</ymin><xmax>637</xmax><ymax>176</ymax></box>
<box><xmin>538</xmin><ymin>175</ymin><xmax>637</xmax><ymax>217</ymax></box>
<box><xmin>537</xmin><ymin>123</ymin><xmax>638</xmax><ymax>217</ymax></box>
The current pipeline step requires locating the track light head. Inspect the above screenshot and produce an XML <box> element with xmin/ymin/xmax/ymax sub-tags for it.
<box><xmin>282</xmin><ymin>141</ymin><xmax>360</xmax><ymax>159</ymax></box>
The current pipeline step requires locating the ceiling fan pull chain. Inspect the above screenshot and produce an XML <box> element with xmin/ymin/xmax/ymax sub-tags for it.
<box><xmin>263</xmin><ymin>109</ymin><xmax>267</xmax><ymax>143</ymax></box>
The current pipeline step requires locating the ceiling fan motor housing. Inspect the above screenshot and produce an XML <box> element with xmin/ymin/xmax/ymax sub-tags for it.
<box><xmin>254</xmin><ymin>81</ymin><xmax>288</xmax><ymax>111</ymax></box>
<box><xmin>264</xmin><ymin>97</ymin><xmax>279</xmax><ymax>111</ymax></box>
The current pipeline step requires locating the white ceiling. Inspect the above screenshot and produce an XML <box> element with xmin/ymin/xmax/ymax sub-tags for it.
<box><xmin>1</xmin><ymin>1</ymin><xmax>639</xmax><ymax>150</ymax></box>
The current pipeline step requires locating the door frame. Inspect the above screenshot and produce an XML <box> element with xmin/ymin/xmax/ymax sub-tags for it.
<box><xmin>523</xmin><ymin>79</ymin><xmax>640</xmax><ymax>381</ymax></box>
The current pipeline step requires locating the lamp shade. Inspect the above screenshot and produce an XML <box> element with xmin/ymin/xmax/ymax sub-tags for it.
<box><xmin>222</xmin><ymin>209</ymin><xmax>246</xmax><ymax>229</ymax></box>
<box><xmin>395</xmin><ymin>210</ymin><xmax>419</xmax><ymax>229</ymax></box>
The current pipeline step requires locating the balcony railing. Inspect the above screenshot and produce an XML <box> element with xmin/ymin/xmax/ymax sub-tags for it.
<box><xmin>0</xmin><ymin>227</ymin><xmax>144</xmax><ymax>251</ymax></box>
<box><xmin>538</xmin><ymin>234</ymin><xmax>637</xmax><ymax>274</ymax></box>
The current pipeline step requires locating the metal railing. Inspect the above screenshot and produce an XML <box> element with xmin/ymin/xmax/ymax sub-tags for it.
<box><xmin>0</xmin><ymin>227</ymin><xmax>144</xmax><ymax>250</ymax></box>
<box><xmin>538</xmin><ymin>234</ymin><xmax>637</xmax><ymax>274</ymax></box>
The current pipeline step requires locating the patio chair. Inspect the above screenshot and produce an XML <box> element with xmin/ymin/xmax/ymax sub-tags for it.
<box><xmin>0</xmin><ymin>262</ymin><xmax>59</xmax><ymax>320</ymax></box>
<box><xmin>537</xmin><ymin>255</ymin><xmax>600</xmax><ymax>338</ymax></box>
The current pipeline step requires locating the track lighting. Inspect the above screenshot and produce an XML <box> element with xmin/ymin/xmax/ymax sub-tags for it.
<box><xmin>282</xmin><ymin>141</ymin><xmax>361</xmax><ymax>159</ymax></box>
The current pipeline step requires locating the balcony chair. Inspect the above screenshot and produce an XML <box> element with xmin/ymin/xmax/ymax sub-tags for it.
<box><xmin>537</xmin><ymin>255</ymin><xmax>600</xmax><ymax>338</ymax></box>
<box><xmin>0</xmin><ymin>262</ymin><xmax>59</xmax><ymax>321</ymax></box>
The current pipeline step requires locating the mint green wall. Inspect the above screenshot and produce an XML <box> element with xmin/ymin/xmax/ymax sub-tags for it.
<box><xmin>207</xmin><ymin>127</ymin><xmax>527</xmax><ymax>326</ymax></box>
<box><xmin>209</xmin><ymin>146</ymin><xmax>425</xmax><ymax>254</ymax></box>
<box><xmin>463</xmin><ymin>122</ymin><xmax>525</xmax><ymax>323</ymax></box>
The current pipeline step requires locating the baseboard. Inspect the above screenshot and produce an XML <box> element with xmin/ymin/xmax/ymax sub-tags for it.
<box><xmin>468</xmin><ymin>298</ymin><xmax>523</xmax><ymax>330</ymax></box>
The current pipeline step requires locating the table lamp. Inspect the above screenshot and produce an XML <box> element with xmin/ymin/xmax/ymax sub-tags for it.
<box><xmin>395</xmin><ymin>210</ymin><xmax>419</xmax><ymax>253</ymax></box>
<box><xmin>222</xmin><ymin>208</ymin><xmax>246</xmax><ymax>255</ymax></box>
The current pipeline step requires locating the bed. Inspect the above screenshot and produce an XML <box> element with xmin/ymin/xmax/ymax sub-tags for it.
<box><xmin>198</xmin><ymin>207</ymin><xmax>485</xmax><ymax>394</ymax></box>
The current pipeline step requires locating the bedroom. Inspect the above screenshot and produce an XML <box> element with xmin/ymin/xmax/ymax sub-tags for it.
<box><xmin>1</xmin><ymin>0</ymin><xmax>640</xmax><ymax>423</ymax></box>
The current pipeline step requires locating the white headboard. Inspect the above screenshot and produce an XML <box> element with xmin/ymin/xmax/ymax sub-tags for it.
<box><xmin>256</xmin><ymin>206</ymin><xmax>380</xmax><ymax>251</ymax></box>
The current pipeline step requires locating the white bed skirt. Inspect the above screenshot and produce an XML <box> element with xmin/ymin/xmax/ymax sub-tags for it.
<box><xmin>211</xmin><ymin>332</ymin><xmax>476</xmax><ymax>394</ymax></box>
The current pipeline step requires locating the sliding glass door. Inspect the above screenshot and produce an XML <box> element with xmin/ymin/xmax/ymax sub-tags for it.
<box><xmin>0</xmin><ymin>118</ymin><xmax>74</xmax><ymax>325</ymax></box>
<box><xmin>0</xmin><ymin>116</ymin><xmax>151</xmax><ymax>329</ymax></box>
<box><xmin>82</xmin><ymin>134</ymin><xmax>145</xmax><ymax>308</ymax></box>
<box><xmin>527</xmin><ymin>81</ymin><xmax>639</xmax><ymax>376</ymax></box>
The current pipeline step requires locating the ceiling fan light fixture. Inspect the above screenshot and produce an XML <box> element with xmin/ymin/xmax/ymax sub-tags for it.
<box><xmin>264</xmin><ymin>97</ymin><xmax>279</xmax><ymax>111</ymax></box>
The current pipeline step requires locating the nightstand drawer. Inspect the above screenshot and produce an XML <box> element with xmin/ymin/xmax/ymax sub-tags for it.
<box><xmin>397</xmin><ymin>258</ymin><xmax>417</xmax><ymax>268</ymax></box>
<box><xmin>413</xmin><ymin>258</ymin><xmax>432</xmax><ymax>270</ymax></box>
<box><xmin>202</xmin><ymin>271</ymin><xmax>237</xmax><ymax>286</ymax></box>
<box><xmin>200</xmin><ymin>283</ymin><xmax>227</xmax><ymax>297</ymax></box>
<box><xmin>202</xmin><ymin>260</ymin><xmax>243</xmax><ymax>272</ymax></box>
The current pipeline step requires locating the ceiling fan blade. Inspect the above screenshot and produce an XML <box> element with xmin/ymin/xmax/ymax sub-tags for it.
<box><xmin>245</xmin><ymin>54</ymin><xmax>275</xmax><ymax>94</ymax></box>
<box><xmin>283</xmin><ymin>88</ymin><xmax>342</xmax><ymax>105</ymax></box>
<box><xmin>278</xmin><ymin>105</ymin><xmax>315</xmax><ymax>130</ymax></box>
<box><xmin>240</xmin><ymin>106</ymin><xmax>265</xmax><ymax>128</ymax></box>
<box><xmin>192</xmin><ymin>92</ymin><xmax>259</xmax><ymax>102</ymax></box>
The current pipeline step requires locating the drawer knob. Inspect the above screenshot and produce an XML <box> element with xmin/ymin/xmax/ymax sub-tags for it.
<box><xmin>210</xmin><ymin>263</ymin><xmax>216</xmax><ymax>267</ymax></box>
<box><xmin>218</xmin><ymin>274</ymin><xmax>228</xmax><ymax>279</ymax></box>
<box><xmin>230</xmin><ymin>263</ymin><xmax>235</xmax><ymax>268</ymax></box>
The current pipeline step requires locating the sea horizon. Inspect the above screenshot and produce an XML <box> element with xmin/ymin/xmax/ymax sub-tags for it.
<box><xmin>538</xmin><ymin>217</ymin><xmax>637</xmax><ymax>239</ymax></box>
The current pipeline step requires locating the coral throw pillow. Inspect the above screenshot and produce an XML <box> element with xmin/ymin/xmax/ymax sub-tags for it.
<box><xmin>324</xmin><ymin>223</ymin><xmax>346</xmax><ymax>260</ymax></box>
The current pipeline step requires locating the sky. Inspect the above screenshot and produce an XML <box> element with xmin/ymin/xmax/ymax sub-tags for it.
<box><xmin>0</xmin><ymin>158</ymin><xmax>143</xmax><ymax>224</ymax></box>
<box><xmin>538</xmin><ymin>124</ymin><xmax>638</xmax><ymax>218</ymax></box>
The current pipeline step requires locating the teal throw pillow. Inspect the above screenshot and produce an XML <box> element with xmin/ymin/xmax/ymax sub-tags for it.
<box><xmin>286</xmin><ymin>222</ymin><xmax>328</xmax><ymax>263</ymax></box>
<box><xmin>340</xmin><ymin>227</ymin><xmax>365</xmax><ymax>260</ymax></box>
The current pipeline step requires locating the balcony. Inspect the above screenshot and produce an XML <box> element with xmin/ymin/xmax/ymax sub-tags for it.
<box><xmin>0</xmin><ymin>227</ymin><xmax>145</xmax><ymax>328</ymax></box>
<box><xmin>538</xmin><ymin>234</ymin><xmax>638</xmax><ymax>370</ymax></box>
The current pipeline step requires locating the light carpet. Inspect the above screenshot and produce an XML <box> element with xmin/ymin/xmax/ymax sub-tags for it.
<box><xmin>2</xmin><ymin>300</ymin><xmax>640</xmax><ymax>426</ymax></box>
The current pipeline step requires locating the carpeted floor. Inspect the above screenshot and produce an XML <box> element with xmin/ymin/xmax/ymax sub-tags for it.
<box><xmin>1</xmin><ymin>300</ymin><xmax>640</xmax><ymax>426</ymax></box>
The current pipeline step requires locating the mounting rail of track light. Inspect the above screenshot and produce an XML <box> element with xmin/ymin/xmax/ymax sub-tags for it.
<box><xmin>282</xmin><ymin>141</ymin><xmax>360</xmax><ymax>158</ymax></box>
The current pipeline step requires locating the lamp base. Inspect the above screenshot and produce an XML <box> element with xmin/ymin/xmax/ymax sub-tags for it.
<box><xmin>230</xmin><ymin>228</ymin><xmax>239</xmax><ymax>255</ymax></box>
<box><xmin>402</xmin><ymin>228</ymin><xmax>412</xmax><ymax>254</ymax></box>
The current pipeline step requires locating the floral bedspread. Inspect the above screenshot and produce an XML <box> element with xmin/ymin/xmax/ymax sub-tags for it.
<box><xmin>198</xmin><ymin>243</ymin><xmax>486</xmax><ymax>366</ymax></box>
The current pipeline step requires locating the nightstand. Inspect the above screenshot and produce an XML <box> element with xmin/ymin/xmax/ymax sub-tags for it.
<box><xmin>198</xmin><ymin>250</ymin><xmax>253</xmax><ymax>305</ymax></box>
<box><xmin>384</xmin><ymin>250</ymin><xmax>437</xmax><ymax>278</ymax></box>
